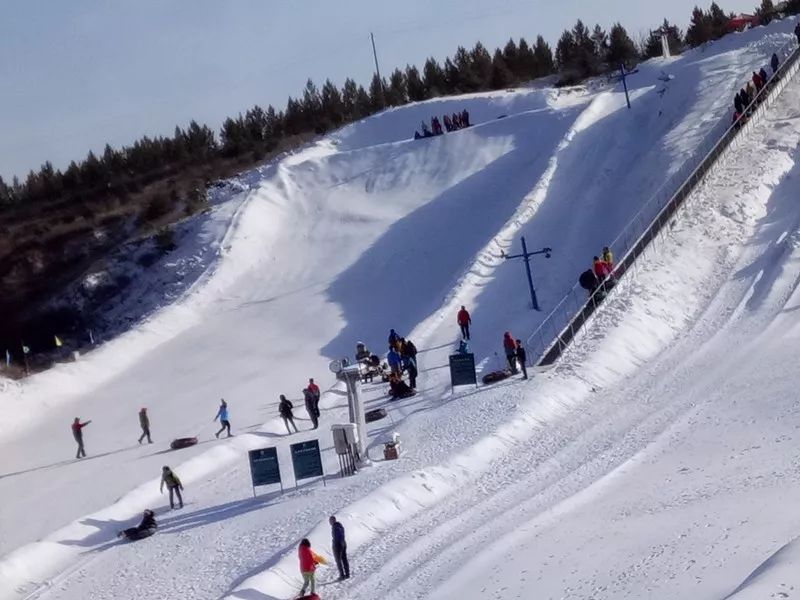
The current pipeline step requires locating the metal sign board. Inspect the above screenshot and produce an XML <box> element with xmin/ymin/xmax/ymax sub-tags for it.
<box><xmin>449</xmin><ymin>352</ymin><xmax>477</xmax><ymax>387</ymax></box>
<box><xmin>248</xmin><ymin>446</ymin><xmax>282</xmax><ymax>495</ymax></box>
<box><xmin>290</xmin><ymin>439</ymin><xmax>325</xmax><ymax>485</ymax></box>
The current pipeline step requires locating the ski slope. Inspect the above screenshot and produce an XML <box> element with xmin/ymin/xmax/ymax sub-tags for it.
<box><xmin>2</xmin><ymin>17</ymin><xmax>800</xmax><ymax>600</ymax></box>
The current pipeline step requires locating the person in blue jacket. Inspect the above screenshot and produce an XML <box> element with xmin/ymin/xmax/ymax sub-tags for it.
<box><xmin>330</xmin><ymin>515</ymin><xmax>350</xmax><ymax>580</ymax></box>
<box><xmin>214</xmin><ymin>399</ymin><xmax>232</xmax><ymax>438</ymax></box>
<box><xmin>387</xmin><ymin>346</ymin><xmax>402</xmax><ymax>376</ymax></box>
<box><xmin>388</xmin><ymin>329</ymin><xmax>400</xmax><ymax>349</ymax></box>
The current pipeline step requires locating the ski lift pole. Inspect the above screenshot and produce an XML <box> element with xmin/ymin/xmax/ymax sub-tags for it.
<box><xmin>502</xmin><ymin>236</ymin><xmax>552</xmax><ymax>311</ymax></box>
<box><xmin>619</xmin><ymin>63</ymin><xmax>639</xmax><ymax>109</ymax></box>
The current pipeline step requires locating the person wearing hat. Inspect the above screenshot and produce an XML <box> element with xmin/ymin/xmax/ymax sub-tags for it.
<box><xmin>138</xmin><ymin>407</ymin><xmax>152</xmax><ymax>444</ymax></box>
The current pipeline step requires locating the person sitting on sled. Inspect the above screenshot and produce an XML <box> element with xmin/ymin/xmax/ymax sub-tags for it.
<box><xmin>118</xmin><ymin>509</ymin><xmax>157</xmax><ymax>540</ymax></box>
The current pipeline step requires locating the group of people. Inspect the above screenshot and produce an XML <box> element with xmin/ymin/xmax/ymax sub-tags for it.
<box><xmin>297</xmin><ymin>515</ymin><xmax>351</xmax><ymax>596</ymax></box>
<box><xmin>279</xmin><ymin>378</ymin><xmax>321</xmax><ymax>434</ymax></box>
<box><xmin>732</xmin><ymin>51</ymin><xmax>781</xmax><ymax>127</ymax></box>
<box><xmin>386</xmin><ymin>329</ymin><xmax>418</xmax><ymax>398</ymax></box>
<box><xmin>578</xmin><ymin>246</ymin><xmax>615</xmax><ymax>295</ymax></box>
<box><xmin>502</xmin><ymin>331</ymin><xmax>529</xmax><ymax>380</ymax></box>
<box><xmin>414</xmin><ymin>108</ymin><xmax>471</xmax><ymax>139</ymax></box>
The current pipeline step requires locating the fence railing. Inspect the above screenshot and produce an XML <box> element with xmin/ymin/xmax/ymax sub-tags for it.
<box><xmin>527</xmin><ymin>33</ymin><xmax>800</xmax><ymax>368</ymax></box>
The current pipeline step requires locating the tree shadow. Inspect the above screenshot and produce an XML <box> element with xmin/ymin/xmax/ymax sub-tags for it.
<box><xmin>0</xmin><ymin>444</ymin><xmax>142</xmax><ymax>481</ymax></box>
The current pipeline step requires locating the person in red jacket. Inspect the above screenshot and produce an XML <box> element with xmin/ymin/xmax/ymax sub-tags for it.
<box><xmin>298</xmin><ymin>538</ymin><xmax>321</xmax><ymax>596</ymax></box>
<box><xmin>307</xmin><ymin>378</ymin><xmax>321</xmax><ymax>419</ymax></box>
<box><xmin>503</xmin><ymin>332</ymin><xmax>517</xmax><ymax>374</ymax></box>
<box><xmin>457</xmin><ymin>305</ymin><xmax>472</xmax><ymax>340</ymax></box>
<box><xmin>71</xmin><ymin>417</ymin><xmax>91</xmax><ymax>458</ymax></box>
<box><xmin>752</xmin><ymin>71</ymin><xmax>764</xmax><ymax>92</ymax></box>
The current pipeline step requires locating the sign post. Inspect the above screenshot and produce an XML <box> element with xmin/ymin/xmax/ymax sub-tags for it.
<box><xmin>248</xmin><ymin>447</ymin><xmax>282</xmax><ymax>497</ymax></box>
<box><xmin>449</xmin><ymin>352</ymin><xmax>477</xmax><ymax>392</ymax></box>
<box><xmin>290</xmin><ymin>439</ymin><xmax>325</xmax><ymax>489</ymax></box>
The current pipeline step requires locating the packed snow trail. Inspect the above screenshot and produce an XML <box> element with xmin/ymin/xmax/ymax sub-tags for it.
<box><xmin>3</xmin><ymin>18</ymin><xmax>800</xmax><ymax>600</ymax></box>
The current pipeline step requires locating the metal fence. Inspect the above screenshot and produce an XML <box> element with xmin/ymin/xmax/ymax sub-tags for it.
<box><xmin>527</xmin><ymin>34</ymin><xmax>800</xmax><ymax>368</ymax></box>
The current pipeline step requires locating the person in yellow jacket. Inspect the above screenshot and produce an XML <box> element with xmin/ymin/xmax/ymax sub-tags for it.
<box><xmin>160</xmin><ymin>466</ymin><xmax>184</xmax><ymax>509</ymax></box>
<box><xmin>602</xmin><ymin>246</ymin><xmax>613</xmax><ymax>269</ymax></box>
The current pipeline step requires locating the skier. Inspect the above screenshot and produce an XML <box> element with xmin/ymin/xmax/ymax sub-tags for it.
<box><xmin>307</xmin><ymin>378</ymin><xmax>321</xmax><ymax>418</ymax></box>
<box><xmin>213</xmin><ymin>399</ymin><xmax>232</xmax><ymax>438</ymax></box>
<box><xmin>330</xmin><ymin>515</ymin><xmax>350</xmax><ymax>580</ymax></box>
<box><xmin>503</xmin><ymin>332</ymin><xmax>518</xmax><ymax>374</ymax></box>
<box><xmin>457</xmin><ymin>305</ymin><xmax>472</xmax><ymax>340</ymax></box>
<box><xmin>160</xmin><ymin>466</ymin><xmax>184</xmax><ymax>509</ymax></box>
<box><xmin>279</xmin><ymin>394</ymin><xmax>298</xmax><ymax>434</ymax></box>
<box><xmin>462</xmin><ymin>108</ymin><xmax>471</xmax><ymax>127</ymax></box>
<box><xmin>118</xmin><ymin>509</ymin><xmax>157</xmax><ymax>541</ymax></box>
<box><xmin>515</xmin><ymin>339</ymin><xmax>528</xmax><ymax>380</ymax></box>
<box><xmin>71</xmin><ymin>417</ymin><xmax>91</xmax><ymax>458</ymax></box>
<box><xmin>387</xmin><ymin>345</ymin><xmax>403</xmax><ymax>376</ymax></box>
<box><xmin>138</xmin><ymin>407</ymin><xmax>152</xmax><ymax>444</ymax></box>
<box><xmin>771</xmin><ymin>52</ymin><xmax>780</xmax><ymax>75</ymax></box>
<box><xmin>298</xmin><ymin>538</ymin><xmax>322</xmax><ymax>597</ymax></box>
<box><xmin>303</xmin><ymin>388</ymin><xmax>319</xmax><ymax>429</ymax></box>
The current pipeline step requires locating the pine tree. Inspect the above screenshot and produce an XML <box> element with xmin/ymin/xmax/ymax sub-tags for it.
<box><xmin>572</xmin><ymin>20</ymin><xmax>600</xmax><ymax>76</ymax></box>
<box><xmin>686</xmin><ymin>6</ymin><xmax>713</xmax><ymax>47</ymax></box>
<box><xmin>302</xmin><ymin>79</ymin><xmax>323</xmax><ymax>131</ymax></box>
<box><xmin>423</xmin><ymin>57</ymin><xmax>447</xmax><ymax>97</ymax></box>
<box><xmin>320</xmin><ymin>79</ymin><xmax>345</xmax><ymax>128</ymax></box>
<box><xmin>533</xmin><ymin>36</ymin><xmax>555</xmax><ymax>77</ymax></box>
<box><xmin>471</xmin><ymin>42</ymin><xmax>493</xmax><ymax>90</ymax></box>
<box><xmin>0</xmin><ymin>175</ymin><xmax>12</xmax><ymax>205</ymax></box>
<box><xmin>341</xmin><ymin>78</ymin><xmax>359</xmax><ymax>121</ymax></box>
<box><xmin>284</xmin><ymin>97</ymin><xmax>304</xmax><ymax>135</ymax></box>
<box><xmin>517</xmin><ymin>37</ymin><xmax>537</xmax><ymax>80</ymax></box>
<box><xmin>607</xmin><ymin>23</ymin><xmax>639</xmax><ymax>68</ymax></box>
<box><xmin>556</xmin><ymin>29</ymin><xmax>577</xmax><ymax>72</ymax></box>
<box><xmin>443</xmin><ymin>56</ymin><xmax>461</xmax><ymax>93</ymax></box>
<box><xmin>591</xmin><ymin>24</ymin><xmax>609</xmax><ymax>65</ymax></box>
<box><xmin>354</xmin><ymin>85</ymin><xmax>372</xmax><ymax>118</ymax></box>
<box><xmin>368</xmin><ymin>73</ymin><xmax>387</xmax><ymax>110</ymax></box>
<box><xmin>452</xmin><ymin>46</ymin><xmax>474</xmax><ymax>91</ymax></box>
<box><xmin>491</xmin><ymin>49</ymin><xmax>515</xmax><ymax>89</ymax></box>
<box><xmin>405</xmin><ymin>65</ymin><xmax>427</xmax><ymax>102</ymax></box>
<box><xmin>756</xmin><ymin>0</ymin><xmax>775</xmax><ymax>24</ymax></box>
<box><xmin>708</xmin><ymin>2</ymin><xmax>730</xmax><ymax>39</ymax></box>
<box><xmin>502</xmin><ymin>38</ymin><xmax>520</xmax><ymax>79</ymax></box>
<box><xmin>385</xmin><ymin>69</ymin><xmax>408</xmax><ymax>106</ymax></box>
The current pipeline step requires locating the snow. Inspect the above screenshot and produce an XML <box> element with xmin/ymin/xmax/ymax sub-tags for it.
<box><xmin>4</xmin><ymin>16</ymin><xmax>800</xmax><ymax>600</ymax></box>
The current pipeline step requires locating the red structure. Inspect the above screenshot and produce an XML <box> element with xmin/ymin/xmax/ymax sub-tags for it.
<box><xmin>727</xmin><ymin>14</ymin><xmax>760</xmax><ymax>32</ymax></box>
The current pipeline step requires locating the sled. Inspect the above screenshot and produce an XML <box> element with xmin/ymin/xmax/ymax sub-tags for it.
<box><xmin>481</xmin><ymin>370</ymin><xmax>512</xmax><ymax>385</ymax></box>
<box><xmin>295</xmin><ymin>594</ymin><xmax>321</xmax><ymax>600</ymax></box>
<box><xmin>170</xmin><ymin>437</ymin><xmax>198</xmax><ymax>450</ymax></box>
<box><xmin>120</xmin><ymin>526</ymin><xmax>156</xmax><ymax>541</ymax></box>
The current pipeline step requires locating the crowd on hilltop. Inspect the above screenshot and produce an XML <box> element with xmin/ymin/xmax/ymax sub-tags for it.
<box><xmin>414</xmin><ymin>108</ymin><xmax>471</xmax><ymax>139</ymax></box>
<box><xmin>731</xmin><ymin>47</ymin><xmax>785</xmax><ymax>128</ymax></box>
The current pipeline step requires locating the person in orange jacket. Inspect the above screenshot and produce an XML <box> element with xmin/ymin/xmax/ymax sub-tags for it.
<box><xmin>457</xmin><ymin>305</ymin><xmax>472</xmax><ymax>340</ymax></box>
<box><xmin>298</xmin><ymin>538</ymin><xmax>322</xmax><ymax>596</ymax></box>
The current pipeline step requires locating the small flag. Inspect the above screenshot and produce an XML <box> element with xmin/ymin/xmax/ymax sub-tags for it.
<box><xmin>54</xmin><ymin>335</ymin><xmax>63</xmax><ymax>348</ymax></box>
<box><xmin>22</xmin><ymin>345</ymin><xmax>30</xmax><ymax>355</ymax></box>
<box><xmin>5</xmin><ymin>350</ymin><xmax>10</xmax><ymax>367</ymax></box>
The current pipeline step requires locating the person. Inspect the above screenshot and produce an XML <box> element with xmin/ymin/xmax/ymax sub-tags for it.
<box><xmin>462</xmin><ymin>108</ymin><xmax>470</xmax><ymax>127</ymax></box>
<box><xmin>414</xmin><ymin>130</ymin><xmax>422</xmax><ymax>140</ymax></box>
<box><xmin>160</xmin><ymin>466</ymin><xmax>184</xmax><ymax>509</ymax></box>
<box><xmin>388</xmin><ymin>329</ymin><xmax>400</xmax><ymax>347</ymax></box>
<box><xmin>593</xmin><ymin>256</ymin><xmax>611</xmax><ymax>280</ymax></box>
<box><xmin>457</xmin><ymin>305</ymin><xmax>472</xmax><ymax>340</ymax></box>
<box><xmin>71</xmin><ymin>417</ymin><xmax>91</xmax><ymax>458</ymax></box>
<box><xmin>303</xmin><ymin>388</ymin><xmax>319</xmax><ymax>429</ymax></box>
<box><xmin>402</xmin><ymin>338</ymin><xmax>418</xmax><ymax>365</ymax></box>
<box><xmin>213</xmin><ymin>399</ymin><xmax>232</xmax><ymax>438</ymax></box>
<box><xmin>771</xmin><ymin>52</ymin><xmax>779</xmax><ymax>75</ymax></box>
<box><xmin>138</xmin><ymin>407</ymin><xmax>152</xmax><ymax>444</ymax></box>
<box><xmin>388</xmin><ymin>373</ymin><xmax>415</xmax><ymax>399</ymax></box>
<box><xmin>515</xmin><ymin>339</ymin><xmax>528</xmax><ymax>380</ymax></box>
<box><xmin>404</xmin><ymin>354</ymin><xmax>418</xmax><ymax>389</ymax></box>
<box><xmin>732</xmin><ymin>110</ymin><xmax>743</xmax><ymax>129</ymax></box>
<box><xmin>745</xmin><ymin>81</ymin><xmax>755</xmax><ymax>100</ymax></box>
<box><xmin>420</xmin><ymin>121</ymin><xmax>432</xmax><ymax>137</ymax></box>
<box><xmin>355</xmin><ymin>341</ymin><xmax>371</xmax><ymax>362</ymax></box>
<box><xmin>298</xmin><ymin>538</ymin><xmax>321</xmax><ymax>596</ymax></box>
<box><xmin>453</xmin><ymin>112</ymin><xmax>461</xmax><ymax>129</ymax></box>
<box><xmin>119</xmin><ymin>509</ymin><xmax>158</xmax><ymax>540</ymax></box>
<box><xmin>387</xmin><ymin>345</ymin><xmax>403</xmax><ymax>376</ymax></box>
<box><xmin>602</xmin><ymin>246</ymin><xmax>614</xmax><ymax>270</ymax></box>
<box><xmin>279</xmin><ymin>394</ymin><xmax>298</xmax><ymax>434</ymax></box>
<box><xmin>759</xmin><ymin>67</ymin><xmax>769</xmax><ymax>88</ymax></box>
<box><xmin>443</xmin><ymin>113</ymin><xmax>453</xmax><ymax>132</ymax></box>
<box><xmin>307</xmin><ymin>378</ymin><xmax>321</xmax><ymax>417</ymax></box>
<box><xmin>740</xmin><ymin>87</ymin><xmax>751</xmax><ymax>110</ymax></box>
<box><xmin>503</xmin><ymin>332</ymin><xmax>517</xmax><ymax>374</ymax></box>
<box><xmin>330</xmin><ymin>516</ymin><xmax>350</xmax><ymax>580</ymax></box>
<box><xmin>752</xmin><ymin>71</ymin><xmax>763</xmax><ymax>92</ymax></box>
<box><xmin>579</xmin><ymin>268</ymin><xmax>599</xmax><ymax>293</ymax></box>
<box><xmin>733</xmin><ymin>93</ymin><xmax>743</xmax><ymax>115</ymax></box>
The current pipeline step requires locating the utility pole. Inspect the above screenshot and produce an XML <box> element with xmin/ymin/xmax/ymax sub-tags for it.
<box><xmin>370</xmin><ymin>32</ymin><xmax>386</xmax><ymax>108</ymax></box>
<box><xmin>502</xmin><ymin>237</ymin><xmax>552</xmax><ymax>311</ymax></box>
<box><xmin>618</xmin><ymin>63</ymin><xmax>640</xmax><ymax>109</ymax></box>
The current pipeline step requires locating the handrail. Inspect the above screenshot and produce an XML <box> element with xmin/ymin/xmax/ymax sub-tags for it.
<box><xmin>527</xmin><ymin>32</ymin><xmax>800</xmax><ymax>367</ymax></box>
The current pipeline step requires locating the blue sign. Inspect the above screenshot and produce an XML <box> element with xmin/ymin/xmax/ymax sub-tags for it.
<box><xmin>290</xmin><ymin>439</ymin><xmax>324</xmax><ymax>482</ymax></box>
<box><xmin>249</xmin><ymin>447</ymin><xmax>281</xmax><ymax>487</ymax></box>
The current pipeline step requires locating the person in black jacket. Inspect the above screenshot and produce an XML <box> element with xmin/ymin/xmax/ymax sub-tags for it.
<box><xmin>771</xmin><ymin>52</ymin><xmax>780</xmax><ymax>75</ymax></box>
<box><xmin>734</xmin><ymin>93</ymin><xmax>743</xmax><ymax>115</ymax></box>
<box><xmin>515</xmin><ymin>339</ymin><xmax>528</xmax><ymax>380</ymax></box>
<box><xmin>759</xmin><ymin>67</ymin><xmax>769</xmax><ymax>88</ymax></box>
<box><xmin>329</xmin><ymin>516</ymin><xmax>350</xmax><ymax>580</ymax></box>
<box><xmin>279</xmin><ymin>394</ymin><xmax>298</xmax><ymax>434</ymax></box>
<box><xmin>119</xmin><ymin>509</ymin><xmax>158</xmax><ymax>540</ymax></box>
<box><xmin>303</xmin><ymin>388</ymin><xmax>319</xmax><ymax>429</ymax></box>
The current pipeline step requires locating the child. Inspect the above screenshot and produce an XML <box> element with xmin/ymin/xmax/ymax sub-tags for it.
<box><xmin>298</xmin><ymin>538</ymin><xmax>324</xmax><ymax>596</ymax></box>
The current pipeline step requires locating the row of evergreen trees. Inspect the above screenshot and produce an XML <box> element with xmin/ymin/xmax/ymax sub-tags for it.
<box><xmin>0</xmin><ymin>1</ymin><xmax>781</xmax><ymax>208</ymax></box>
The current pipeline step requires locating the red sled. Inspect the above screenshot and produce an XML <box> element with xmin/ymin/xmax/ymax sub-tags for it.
<box><xmin>170</xmin><ymin>437</ymin><xmax>198</xmax><ymax>450</ymax></box>
<box><xmin>296</xmin><ymin>595</ymin><xmax>321</xmax><ymax>600</ymax></box>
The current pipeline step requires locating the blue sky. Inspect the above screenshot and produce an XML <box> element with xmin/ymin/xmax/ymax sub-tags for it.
<box><xmin>0</xmin><ymin>0</ymin><xmax>754</xmax><ymax>180</ymax></box>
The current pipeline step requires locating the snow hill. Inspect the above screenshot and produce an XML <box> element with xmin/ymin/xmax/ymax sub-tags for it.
<box><xmin>3</xmin><ymin>17</ymin><xmax>800</xmax><ymax>600</ymax></box>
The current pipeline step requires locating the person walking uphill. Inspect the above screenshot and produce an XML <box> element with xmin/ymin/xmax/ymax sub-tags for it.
<box><xmin>138</xmin><ymin>407</ymin><xmax>152</xmax><ymax>444</ymax></box>
<box><xmin>279</xmin><ymin>394</ymin><xmax>298</xmax><ymax>434</ymax></box>
<box><xmin>503</xmin><ymin>332</ymin><xmax>517</xmax><ymax>374</ymax></box>
<box><xmin>71</xmin><ymin>417</ymin><xmax>91</xmax><ymax>458</ymax></box>
<box><xmin>298</xmin><ymin>538</ymin><xmax>323</xmax><ymax>596</ymax></box>
<box><xmin>330</xmin><ymin>515</ymin><xmax>351</xmax><ymax>580</ymax></box>
<box><xmin>160</xmin><ymin>466</ymin><xmax>184</xmax><ymax>509</ymax></box>
<box><xmin>303</xmin><ymin>388</ymin><xmax>319</xmax><ymax>429</ymax></box>
<box><xmin>515</xmin><ymin>339</ymin><xmax>528</xmax><ymax>380</ymax></box>
<box><xmin>457</xmin><ymin>305</ymin><xmax>472</xmax><ymax>340</ymax></box>
<box><xmin>214</xmin><ymin>399</ymin><xmax>232</xmax><ymax>438</ymax></box>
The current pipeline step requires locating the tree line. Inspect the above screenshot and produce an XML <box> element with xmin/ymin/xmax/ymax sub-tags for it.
<box><xmin>2</xmin><ymin>1</ymin><xmax>790</xmax><ymax>210</ymax></box>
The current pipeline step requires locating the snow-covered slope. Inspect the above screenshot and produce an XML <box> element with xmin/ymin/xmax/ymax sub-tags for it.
<box><xmin>3</xmin><ymin>17</ymin><xmax>800</xmax><ymax>600</ymax></box>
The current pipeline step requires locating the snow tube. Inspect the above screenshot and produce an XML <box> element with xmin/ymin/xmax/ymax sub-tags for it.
<box><xmin>481</xmin><ymin>370</ymin><xmax>512</xmax><ymax>385</ymax></box>
<box><xmin>297</xmin><ymin>595</ymin><xmax>321</xmax><ymax>600</ymax></box>
<box><xmin>365</xmin><ymin>408</ymin><xmax>387</xmax><ymax>423</ymax></box>
<box><xmin>122</xmin><ymin>527</ymin><xmax>156</xmax><ymax>541</ymax></box>
<box><xmin>170</xmin><ymin>437</ymin><xmax>198</xmax><ymax>450</ymax></box>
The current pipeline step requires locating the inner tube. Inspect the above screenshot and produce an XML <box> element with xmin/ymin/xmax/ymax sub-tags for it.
<box><xmin>170</xmin><ymin>437</ymin><xmax>198</xmax><ymax>450</ymax></box>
